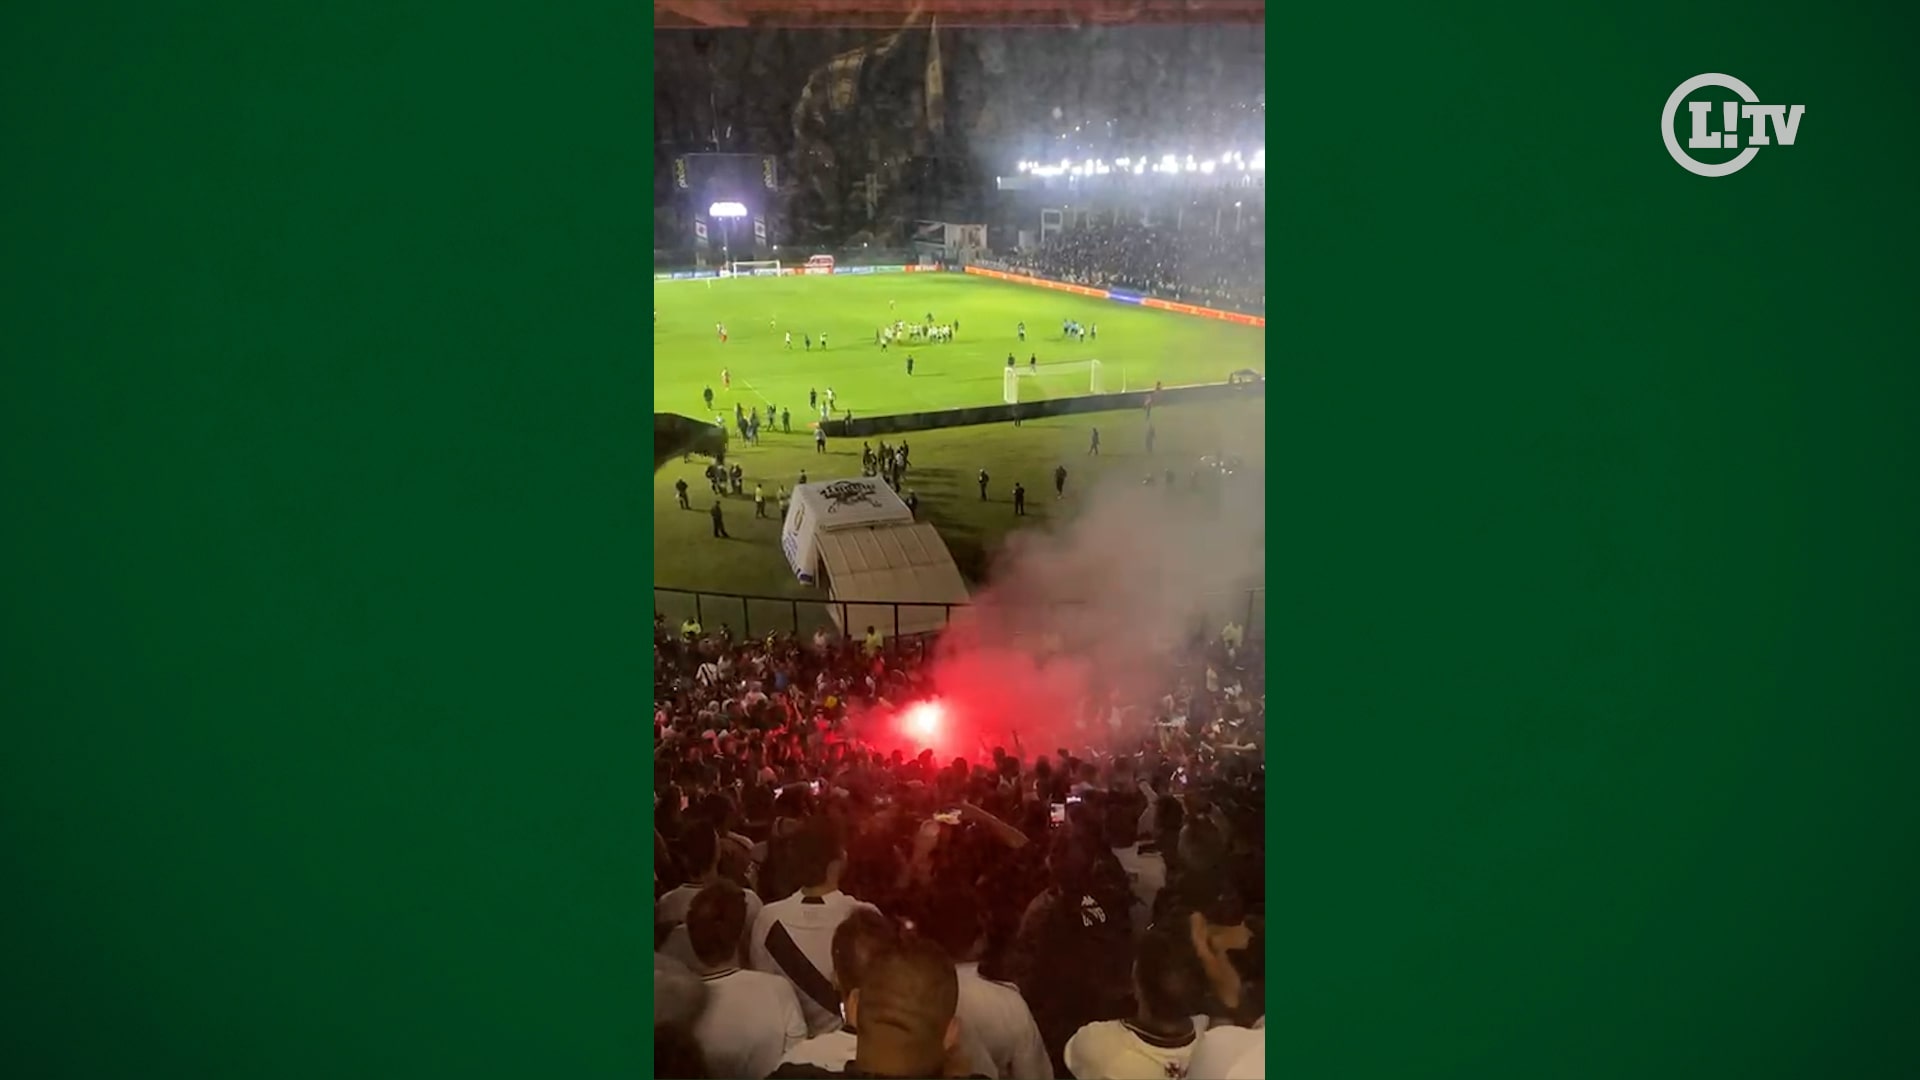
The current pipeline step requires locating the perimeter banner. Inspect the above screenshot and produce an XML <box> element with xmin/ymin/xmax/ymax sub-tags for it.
<box><xmin>962</xmin><ymin>266</ymin><xmax>1264</xmax><ymax>327</ymax></box>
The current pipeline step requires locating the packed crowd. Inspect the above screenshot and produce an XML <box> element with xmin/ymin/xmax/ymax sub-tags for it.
<box><xmin>992</xmin><ymin>219</ymin><xmax>1265</xmax><ymax>316</ymax></box>
<box><xmin>653</xmin><ymin>617</ymin><xmax>1266</xmax><ymax>1079</ymax></box>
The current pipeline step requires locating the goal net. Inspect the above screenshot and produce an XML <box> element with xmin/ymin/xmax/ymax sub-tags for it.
<box><xmin>1003</xmin><ymin>359</ymin><xmax>1105</xmax><ymax>404</ymax></box>
<box><xmin>727</xmin><ymin>260</ymin><xmax>782</xmax><ymax>277</ymax></box>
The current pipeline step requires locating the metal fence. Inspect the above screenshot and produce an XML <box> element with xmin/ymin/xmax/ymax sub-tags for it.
<box><xmin>654</xmin><ymin>587</ymin><xmax>961</xmax><ymax>639</ymax></box>
<box><xmin>654</xmin><ymin>586</ymin><xmax>1265</xmax><ymax>643</ymax></box>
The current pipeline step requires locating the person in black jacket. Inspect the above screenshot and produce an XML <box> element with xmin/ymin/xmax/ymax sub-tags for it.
<box><xmin>1006</xmin><ymin>830</ymin><xmax>1136</xmax><ymax>1074</ymax></box>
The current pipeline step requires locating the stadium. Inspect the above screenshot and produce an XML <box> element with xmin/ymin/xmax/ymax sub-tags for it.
<box><xmin>653</xmin><ymin>5</ymin><xmax>1266</xmax><ymax>1079</ymax></box>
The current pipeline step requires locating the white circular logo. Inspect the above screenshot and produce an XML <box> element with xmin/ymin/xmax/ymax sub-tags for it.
<box><xmin>1662</xmin><ymin>73</ymin><xmax>1762</xmax><ymax>177</ymax></box>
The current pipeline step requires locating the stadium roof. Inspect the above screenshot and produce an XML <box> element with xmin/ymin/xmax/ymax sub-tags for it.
<box><xmin>655</xmin><ymin>0</ymin><xmax>1265</xmax><ymax>29</ymax></box>
<box><xmin>817</xmin><ymin>522</ymin><xmax>970</xmax><ymax>637</ymax></box>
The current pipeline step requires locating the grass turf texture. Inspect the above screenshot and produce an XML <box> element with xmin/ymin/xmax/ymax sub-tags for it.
<box><xmin>654</xmin><ymin>398</ymin><xmax>1265</xmax><ymax>617</ymax></box>
<box><xmin>653</xmin><ymin>272</ymin><xmax>1264</xmax><ymax>417</ymax></box>
<box><xmin>652</xmin><ymin>273</ymin><xmax>1266</xmax><ymax>621</ymax></box>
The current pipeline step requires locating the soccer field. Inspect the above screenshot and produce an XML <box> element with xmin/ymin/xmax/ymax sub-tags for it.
<box><xmin>653</xmin><ymin>396</ymin><xmax>1266</xmax><ymax>609</ymax></box>
<box><xmin>653</xmin><ymin>272</ymin><xmax>1264</xmax><ymax>420</ymax></box>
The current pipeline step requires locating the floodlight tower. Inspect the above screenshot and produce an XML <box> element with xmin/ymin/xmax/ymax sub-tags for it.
<box><xmin>709</xmin><ymin>200</ymin><xmax>748</xmax><ymax>271</ymax></box>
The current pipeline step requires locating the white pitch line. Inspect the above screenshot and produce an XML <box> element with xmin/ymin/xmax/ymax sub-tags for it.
<box><xmin>736</xmin><ymin>378</ymin><xmax>774</xmax><ymax>407</ymax></box>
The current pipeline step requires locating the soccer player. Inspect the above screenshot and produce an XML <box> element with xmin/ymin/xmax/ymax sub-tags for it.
<box><xmin>977</xmin><ymin>468</ymin><xmax>990</xmax><ymax>501</ymax></box>
<box><xmin>1089</xmin><ymin>427</ymin><xmax>1101</xmax><ymax>456</ymax></box>
<box><xmin>905</xmin><ymin>354</ymin><xmax>914</xmax><ymax>376</ymax></box>
<box><xmin>785</xmin><ymin>331</ymin><xmax>792</xmax><ymax>349</ymax></box>
<box><xmin>703</xmin><ymin>386</ymin><xmax>714</xmax><ymax>409</ymax></box>
<box><xmin>1012</xmin><ymin>482</ymin><xmax>1026</xmax><ymax>516</ymax></box>
<box><xmin>722</xmin><ymin>368</ymin><xmax>731</xmax><ymax>390</ymax></box>
<box><xmin>1017</xmin><ymin>321</ymin><xmax>1026</xmax><ymax>341</ymax></box>
<box><xmin>819</xmin><ymin>333</ymin><xmax>828</xmax><ymax>350</ymax></box>
<box><xmin>781</xmin><ymin>407</ymin><xmax>791</xmax><ymax>434</ymax></box>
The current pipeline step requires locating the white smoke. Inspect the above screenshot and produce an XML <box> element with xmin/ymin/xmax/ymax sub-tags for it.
<box><xmin>921</xmin><ymin>459</ymin><xmax>1264</xmax><ymax>757</ymax></box>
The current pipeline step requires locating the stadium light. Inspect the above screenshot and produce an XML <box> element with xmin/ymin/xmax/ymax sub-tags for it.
<box><xmin>708</xmin><ymin>201</ymin><xmax>748</xmax><ymax>218</ymax></box>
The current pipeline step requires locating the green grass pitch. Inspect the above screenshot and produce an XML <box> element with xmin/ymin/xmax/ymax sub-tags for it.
<box><xmin>653</xmin><ymin>272</ymin><xmax>1263</xmax><ymax>419</ymax></box>
<box><xmin>652</xmin><ymin>272</ymin><xmax>1266</xmax><ymax>605</ymax></box>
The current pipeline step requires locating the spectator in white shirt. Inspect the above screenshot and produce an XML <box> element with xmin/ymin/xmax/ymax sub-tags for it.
<box><xmin>772</xmin><ymin>934</ymin><xmax>978</xmax><ymax>1079</ymax></box>
<box><xmin>687</xmin><ymin>881</ymin><xmax>810</xmax><ymax>1079</ymax></box>
<box><xmin>919</xmin><ymin>894</ymin><xmax>1055</xmax><ymax>1079</ymax></box>
<box><xmin>1184</xmin><ymin>1020</ymin><xmax>1264</xmax><ymax>1080</ymax></box>
<box><xmin>750</xmin><ymin>815</ymin><xmax>882</xmax><ymax>1036</ymax></box>
<box><xmin>659</xmin><ymin>823</ymin><xmax>763</xmax><ymax>969</ymax></box>
<box><xmin>779</xmin><ymin>910</ymin><xmax>997</xmax><ymax>1078</ymax></box>
<box><xmin>779</xmin><ymin>909</ymin><xmax>898</xmax><ymax>1072</ymax></box>
<box><xmin>1064</xmin><ymin>929</ymin><xmax>1212</xmax><ymax>1079</ymax></box>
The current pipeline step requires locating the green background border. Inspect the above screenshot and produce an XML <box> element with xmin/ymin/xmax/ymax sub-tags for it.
<box><xmin>3</xmin><ymin>3</ymin><xmax>651</xmax><ymax>1074</ymax></box>
<box><xmin>1276</xmin><ymin>2</ymin><xmax>1920</xmax><ymax>1077</ymax></box>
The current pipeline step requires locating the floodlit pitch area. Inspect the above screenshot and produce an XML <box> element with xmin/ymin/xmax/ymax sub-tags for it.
<box><xmin>654</xmin><ymin>272</ymin><xmax>1263</xmax><ymax>416</ymax></box>
<box><xmin>653</xmin><ymin>272</ymin><xmax>1265</xmax><ymax>600</ymax></box>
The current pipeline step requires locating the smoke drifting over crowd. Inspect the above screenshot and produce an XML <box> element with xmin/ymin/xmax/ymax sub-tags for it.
<box><xmin>858</xmin><ymin>462</ymin><xmax>1265</xmax><ymax>758</ymax></box>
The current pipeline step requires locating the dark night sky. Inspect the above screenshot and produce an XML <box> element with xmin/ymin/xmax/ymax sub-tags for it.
<box><xmin>654</xmin><ymin>26</ymin><xmax>1262</xmax><ymax>181</ymax></box>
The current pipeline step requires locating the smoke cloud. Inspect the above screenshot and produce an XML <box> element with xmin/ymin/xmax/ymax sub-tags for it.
<box><xmin>860</xmin><ymin>461</ymin><xmax>1264</xmax><ymax>760</ymax></box>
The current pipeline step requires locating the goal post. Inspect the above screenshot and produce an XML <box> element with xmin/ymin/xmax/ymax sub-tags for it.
<box><xmin>1002</xmin><ymin>358</ymin><xmax>1106</xmax><ymax>404</ymax></box>
<box><xmin>727</xmin><ymin>259</ymin><xmax>782</xmax><ymax>277</ymax></box>
<box><xmin>1003</xmin><ymin>366</ymin><xmax>1033</xmax><ymax>404</ymax></box>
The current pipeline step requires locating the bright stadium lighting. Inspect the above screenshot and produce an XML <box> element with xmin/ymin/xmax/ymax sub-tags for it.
<box><xmin>708</xmin><ymin>201</ymin><xmax>747</xmax><ymax>218</ymax></box>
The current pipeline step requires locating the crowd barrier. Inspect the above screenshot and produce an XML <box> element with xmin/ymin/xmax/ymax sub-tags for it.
<box><xmin>821</xmin><ymin>377</ymin><xmax>1263</xmax><ymax>439</ymax></box>
<box><xmin>653</xmin><ymin>263</ymin><xmax>936</xmax><ymax>282</ymax></box>
<box><xmin>655</xmin><ymin>585</ymin><xmax>1266</xmax><ymax>643</ymax></box>
<box><xmin>961</xmin><ymin>265</ymin><xmax>1265</xmax><ymax>328</ymax></box>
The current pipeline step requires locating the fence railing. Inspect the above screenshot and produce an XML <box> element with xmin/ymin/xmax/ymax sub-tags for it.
<box><xmin>653</xmin><ymin>586</ymin><xmax>1265</xmax><ymax>643</ymax></box>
